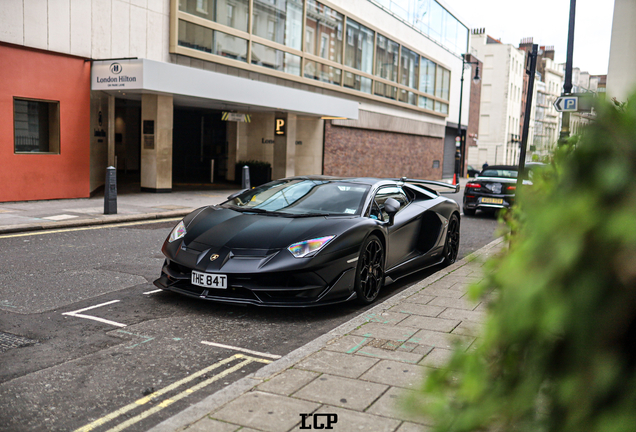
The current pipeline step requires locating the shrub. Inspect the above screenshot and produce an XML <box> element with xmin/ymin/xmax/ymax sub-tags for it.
<box><xmin>411</xmin><ymin>96</ymin><xmax>636</xmax><ymax>432</ymax></box>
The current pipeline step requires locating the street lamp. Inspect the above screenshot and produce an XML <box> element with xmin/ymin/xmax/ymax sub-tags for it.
<box><xmin>455</xmin><ymin>54</ymin><xmax>480</xmax><ymax>184</ymax></box>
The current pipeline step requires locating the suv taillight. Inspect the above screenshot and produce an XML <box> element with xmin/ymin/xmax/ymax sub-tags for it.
<box><xmin>466</xmin><ymin>183</ymin><xmax>481</xmax><ymax>189</ymax></box>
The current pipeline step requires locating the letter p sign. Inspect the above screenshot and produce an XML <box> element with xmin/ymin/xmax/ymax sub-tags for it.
<box><xmin>275</xmin><ymin>118</ymin><xmax>286</xmax><ymax>136</ymax></box>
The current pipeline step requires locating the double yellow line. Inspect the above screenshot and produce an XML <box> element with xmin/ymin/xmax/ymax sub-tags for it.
<box><xmin>75</xmin><ymin>353</ymin><xmax>271</xmax><ymax>432</ymax></box>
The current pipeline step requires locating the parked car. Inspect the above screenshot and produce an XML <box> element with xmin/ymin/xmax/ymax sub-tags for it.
<box><xmin>154</xmin><ymin>176</ymin><xmax>461</xmax><ymax>307</ymax></box>
<box><xmin>467</xmin><ymin>165</ymin><xmax>480</xmax><ymax>178</ymax></box>
<box><xmin>462</xmin><ymin>165</ymin><xmax>531</xmax><ymax>216</ymax></box>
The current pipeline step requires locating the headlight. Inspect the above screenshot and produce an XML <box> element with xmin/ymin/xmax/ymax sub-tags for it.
<box><xmin>168</xmin><ymin>221</ymin><xmax>187</xmax><ymax>243</ymax></box>
<box><xmin>288</xmin><ymin>236</ymin><xmax>335</xmax><ymax>258</ymax></box>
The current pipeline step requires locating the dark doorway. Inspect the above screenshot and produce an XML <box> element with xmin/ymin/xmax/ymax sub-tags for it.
<box><xmin>172</xmin><ymin>108</ymin><xmax>227</xmax><ymax>184</ymax></box>
<box><xmin>114</xmin><ymin>98</ymin><xmax>142</xmax><ymax>190</ymax></box>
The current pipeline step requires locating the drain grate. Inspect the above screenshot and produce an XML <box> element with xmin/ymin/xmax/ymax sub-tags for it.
<box><xmin>0</xmin><ymin>331</ymin><xmax>37</xmax><ymax>353</ymax></box>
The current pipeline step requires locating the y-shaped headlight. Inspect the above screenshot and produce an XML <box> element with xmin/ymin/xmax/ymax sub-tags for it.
<box><xmin>168</xmin><ymin>221</ymin><xmax>187</xmax><ymax>243</ymax></box>
<box><xmin>288</xmin><ymin>236</ymin><xmax>335</xmax><ymax>258</ymax></box>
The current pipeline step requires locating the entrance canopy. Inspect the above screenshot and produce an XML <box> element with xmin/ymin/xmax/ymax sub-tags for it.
<box><xmin>92</xmin><ymin>59</ymin><xmax>358</xmax><ymax>119</ymax></box>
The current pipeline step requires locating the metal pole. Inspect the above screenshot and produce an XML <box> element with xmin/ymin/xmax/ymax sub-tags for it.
<box><xmin>455</xmin><ymin>56</ymin><xmax>465</xmax><ymax>181</ymax></box>
<box><xmin>559</xmin><ymin>0</ymin><xmax>576</xmax><ymax>144</ymax></box>
<box><xmin>517</xmin><ymin>44</ymin><xmax>538</xmax><ymax>189</ymax></box>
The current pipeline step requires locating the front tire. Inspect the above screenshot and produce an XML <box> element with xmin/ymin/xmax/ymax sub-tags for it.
<box><xmin>354</xmin><ymin>235</ymin><xmax>385</xmax><ymax>305</ymax></box>
<box><xmin>442</xmin><ymin>214</ymin><xmax>460</xmax><ymax>266</ymax></box>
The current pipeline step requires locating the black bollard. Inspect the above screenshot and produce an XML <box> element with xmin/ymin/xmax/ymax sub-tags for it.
<box><xmin>242</xmin><ymin>165</ymin><xmax>251</xmax><ymax>190</ymax></box>
<box><xmin>104</xmin><ymin>166</ymin><xmax>117</xmax><ymax>214</ymax></box>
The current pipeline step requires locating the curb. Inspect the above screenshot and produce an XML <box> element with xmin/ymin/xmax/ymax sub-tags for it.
<box><xmin>148</xmin><ymin>236</ymin><xmax>506</xmax><ymax>432</ymax></box>
<box><xmin>0</xmin><ymin>210</ymin><xmax>193</xmax><ymax>235</ymax></box>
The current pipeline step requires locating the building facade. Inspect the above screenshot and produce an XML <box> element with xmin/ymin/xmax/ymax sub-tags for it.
<box><xmin>468</xmin><ymin>29</ymin><xmax>526</xmax><ymax>167</ymax></box>
<box><xmin>0</xmin><ymin>0</ymin><xmax>472</xmax><ymax>203</ymax></box>
<box><xmin>607</xmin><ymin>0</ymin><xmax>636</xmax><ymax>103</ymax></box>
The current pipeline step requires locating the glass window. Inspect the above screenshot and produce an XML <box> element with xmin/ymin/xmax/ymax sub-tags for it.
<box><xmin>213</xmin><ymin>30</ymin><xmax>248</xmax><ymax>61</ymax></box>
<box><xmin>400</xmin><ymin>46</ymin><xmax>419</xmax><ymax>90</ymax></box>
<box><xmin>251</xmin><ymin>42</ymin><xmax>301</xmax><ymax>75</ymax></box>
<box><xmin>178</xmin><ymin>21</ymin><xmax>247</xmax><ymax>61</ymax></box>
<box><xmin>374</xmin><ymin>82</ymin><xmax>397</xmax><ymax>100</ymax></box>
<box><xmin>344</xmin><ymin>18</ymin><xmax>374</xmax><ymax>74</ymax></box>
<box><xmin>434</xmin><ymin>100</ymin><xmax>449</xmax><ymax>114</ymax></box>
<box><xmin>14</xmin><ymin>99</ymin><xmax>60</xmax><ymax>154</ymax></box>
<box><xmin>343</xmin><ymin>71</ymin><xmax>372</xmax><ymax>93</ymax></box>
<box><xmin>375</xmin><ymin>34</ymin><xmax>399</xmax><ymax>82</ymax></box>
<box><xmin>304</xmin><ymin>60</ymin><xmax>341</xmax><ymax>85</ymax></box>
<box><xmin>399</xmin><ymin>89</ymin><xmax>418</xmax><ymax>106</ymax></box>
<box><xmin>178</xmin><ymin>20</ymin><xmax>213</xmax><ymax>53</ymax></box>
<box><xmin>224</xmin><ymin>179</ymin><xmax>370</xmax><ymax>215</ymax></box>
<box><xmin>374</xmin><ymin>186</ymin><xmax>409</xmax><ymax>220</ymax></box>
<box><xmin>419</xmin><ymin>95</ymin><xmax>434</xmax><ymax>110</ymax></box>
<box><xmin>419</xmin><ymin>57</ymin><xmax>436</xmax><ymax>95</ymax></box>
<box><xmin>435</xmin><ymin>65</ymin><xmax>450</xmax><ymax>101</ymax></box>
<box><xmin>252</xmin><ymin>0</ymin><xmax>303</xmax><ymax>50</ymax></box>
<box><xmin>305</xmin><ymin>0</ymin><xmax>343</xmax><ymax>64</ymax></box>
<box><xmin>179</xmin><ymin>0</ymin><xmax>249</xmax><ymax>33</ymax></box>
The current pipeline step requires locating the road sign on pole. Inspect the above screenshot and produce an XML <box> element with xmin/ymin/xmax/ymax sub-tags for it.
<box><xmin>554</xmin><ymin>96</ymin><xmax>578</xmax><ymax>112</ymax></box>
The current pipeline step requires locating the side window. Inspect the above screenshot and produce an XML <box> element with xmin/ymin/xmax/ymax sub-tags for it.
<box><xmin>373</xmin><ymin>186</ymin><xmax>409</xmax><ymax>221</ymax></box>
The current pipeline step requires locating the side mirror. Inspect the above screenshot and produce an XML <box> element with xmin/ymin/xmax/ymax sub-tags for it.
<box><xmin>383</xmin><ymin>198</ymin><xmax>400</xmax><ymax>225</ymax></box>
<box><xmin>227</xmin><ymin>189</ymin><xmax>248</xmax><ymax>200</ymax></box>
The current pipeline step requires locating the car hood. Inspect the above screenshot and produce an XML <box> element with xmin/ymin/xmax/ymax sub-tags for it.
<box><xmin>181</xmin><ymin>207</ymin><xmax>354</xmax><ymax>251</ymax></box>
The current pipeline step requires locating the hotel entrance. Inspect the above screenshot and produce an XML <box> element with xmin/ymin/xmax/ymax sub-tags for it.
<box><xmin>172</xmin><ymin>107</ymin><xmax>228</xmax><ymax>184</ymax></box>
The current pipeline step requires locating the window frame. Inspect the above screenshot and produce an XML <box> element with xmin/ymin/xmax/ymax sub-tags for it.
<box><xmin>13</xmin><ymin>97</ymin><xmax>61</xmax><ymax>155</ymax></box>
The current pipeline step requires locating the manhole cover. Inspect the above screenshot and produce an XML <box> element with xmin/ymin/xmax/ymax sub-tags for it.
<box><xmin>0</xmin><ymin>332</ymin><xmax>37</xmax><ymax>353</ymax></box>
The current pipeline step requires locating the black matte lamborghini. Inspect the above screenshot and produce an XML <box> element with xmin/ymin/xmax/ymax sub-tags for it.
<box><xmin>154</xmin><ymin>176</ymin><xmax>460</xmax><ymax>307</ymax></box>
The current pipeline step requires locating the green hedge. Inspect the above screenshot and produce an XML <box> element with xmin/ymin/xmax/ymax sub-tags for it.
<box><xmin>410</xmin><ymin>96</ymin><xmax>636</xmax><ymax>432</ymax></box>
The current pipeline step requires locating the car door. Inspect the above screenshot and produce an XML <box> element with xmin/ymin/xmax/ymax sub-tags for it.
<box><xmin>373</xmin><ymin>185</ymin><xmax>421</xmax><ymax>270</ymax></box>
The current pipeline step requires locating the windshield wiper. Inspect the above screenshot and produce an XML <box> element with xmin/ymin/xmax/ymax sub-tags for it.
<box><xmin>227</xmin><ymin>206</ymin><xmax>291</xmax><ymax>216</ymax></box>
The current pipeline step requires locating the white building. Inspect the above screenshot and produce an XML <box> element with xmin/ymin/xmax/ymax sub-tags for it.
<box><xmin>607</xmin><ymin>0</ymin><xmax>636</xmax><ymax>102</ymax></box>
<box><xmin>469</xmin><ymin>30</ymin><xmax>526</xmax><ymax>167</ymax></box>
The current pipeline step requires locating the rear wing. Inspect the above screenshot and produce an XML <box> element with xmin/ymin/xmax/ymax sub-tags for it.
<box><xmin>391</xmin><ymin>177</ymin><xmax>460</xmax><ymax>195</ymax></box>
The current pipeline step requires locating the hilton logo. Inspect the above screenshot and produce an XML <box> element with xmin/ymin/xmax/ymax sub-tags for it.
<box><xmin>110</xmin><ymin>63</ymin><xmax>122</xmax><ymax>74</ymax></box>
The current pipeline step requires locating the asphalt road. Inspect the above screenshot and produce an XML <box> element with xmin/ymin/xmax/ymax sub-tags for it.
<box><xmin>0</xmin><ymin>202</ymin><xmax>501</xmax><ymax>431</ymax></box>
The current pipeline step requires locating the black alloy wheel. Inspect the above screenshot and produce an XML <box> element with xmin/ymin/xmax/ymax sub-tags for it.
<box><xmin>442</xmin><ymin>214</ymin><xmax>460</xmax><ymax>266</ymax></box>
<box><xmin>355</xmin><ymin>235</ymin><xmax>385</xmax><ymax>304</ymax></box>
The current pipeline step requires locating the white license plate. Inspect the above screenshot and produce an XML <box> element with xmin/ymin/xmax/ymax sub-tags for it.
<box><xmin>191</xmin><ymin>271</ymin><xmax>227</xmax><ymax>289</ymax></box>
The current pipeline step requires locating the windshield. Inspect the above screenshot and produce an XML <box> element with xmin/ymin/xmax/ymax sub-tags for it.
<box><xmin>223</xmin><ymin>179</ymin><xmax>370</xmax><ymax>216</ymax></box>
<box><xmin>480</xmin><ymin>169</ymin><xmax>518</xmax><ymax>178</ymax></box>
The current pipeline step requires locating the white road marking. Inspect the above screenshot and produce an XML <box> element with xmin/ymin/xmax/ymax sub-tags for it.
<box><xmin>43</xmin><ymin>214</ymin><xmax>79</xmax><ymax>221</ymax></box>
<box><xmin>143</xmin><ymin>289</ymin><xmax>163</xmax><ymax>295</ymax></box>
<box><xmin>201</xmin><ymin>341</ymin><xmax>282</xmax><ymax>359</ymax></box>
<box><xmin>347</xmin><ymin>257</ymin><xmax>359</xmax><ymax>263</ymax></box>
<box><xmin>62</xmin><ymin>300</ymin><xmax>127</xmax><ymax>328</ymax></box>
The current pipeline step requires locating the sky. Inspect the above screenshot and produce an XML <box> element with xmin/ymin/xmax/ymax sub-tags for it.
<box><xmin>446</xmin><ymin>0</ymin><xmax>615</xmax><ymax>76</ymax></box>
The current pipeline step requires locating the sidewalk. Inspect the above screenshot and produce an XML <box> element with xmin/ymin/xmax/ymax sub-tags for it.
<box><xmin>149</xmin><ymin>237</ymin><xmax>504</xmax><ymax>432</ymax></box>
<box><xmin>0</xmin><ymin>185</ymin><xmax>240</xmax><ymax>235</ymax></box>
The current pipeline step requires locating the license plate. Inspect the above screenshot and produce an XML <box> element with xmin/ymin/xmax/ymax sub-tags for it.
<box><xmin>481</xmin><ymin>197</ymin><xmax>504</xmax><ymax>204</ymax></box>
<box><xmin>191</xmin><ymin>271</ymin><xmax>227</xmax><ymax>289</ymax></box>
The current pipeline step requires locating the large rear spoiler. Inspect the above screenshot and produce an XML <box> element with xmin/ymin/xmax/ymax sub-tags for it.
<box><xmin>391</xmin><ymin>177</ymin><xmax>460</xmax><ymax>195</ymax></box>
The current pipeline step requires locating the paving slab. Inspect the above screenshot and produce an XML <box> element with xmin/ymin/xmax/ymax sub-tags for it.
<box><xmin>398</xmin><ymin>315</ymin><xmax>461</xmax><ymax>333</ymax></box>
<box><xmin>323</xmin><ymin>335</ymin><xmax>370</xmax><ymax>354</ymax></box>
<box><xmin>419</xmin><ymin>348</ymin><xmax>454</xmax><ymax>368</ymax></box>
<box><xmin>292</xmin><ymin>374</ymin><xmax>388</xmax><ymax>411</ymax></box>
<box><xmin>296</xmin><ymin>349</ymin><xmax>379</xmax><ymax>379</ymax></box>
<box><xmin>359</xmin><ymin>359</ymin><xmax>431</xmax><ymax>389</ymax></box>
<box><xmin>288</xmin><ymin>405</ymin><xmax>401</xmax><ymax>432</ymax></box>
<box><xmin>392</xmin><ymin>302</ymin><xmax>445</xmax><ymax>317</ymax></box>
<box><xmin>257</xmin><ymin>368</ymin><xmax>320</xmax><ymax>396</ymax></box>
<box><xmin>183</xmin><ymin>417</ymin><xmax>240</xmax><ymax>432</ymax></box>
<box><xmin>354</xmin><ymin>346</ymin><xmax>424</xmax><ymax>364</ymax></box>
<box><xmin>365</xmin><ymin>387</ymin><xmax>432</xmax><ymax>425</ymax></box>
<box><xmin>211</xmin><ymin>391</ymin><xmax>319</xmax><ymax>432</ymax></box>
<box><xmin>350</xmin><ymin>322</ymin><xmax>420</xmax><ymax>342</ymax></box>
<box><xmin>409</xmin><ymin>330</ymin><xmax>475</xmax><ymax>350</ymax></box>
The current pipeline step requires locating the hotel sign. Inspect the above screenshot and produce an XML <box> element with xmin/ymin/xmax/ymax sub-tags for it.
<box><xmin>92</xmin><ymin>60</ymin><xmax>143</xmax><ymax>90</ymax></box>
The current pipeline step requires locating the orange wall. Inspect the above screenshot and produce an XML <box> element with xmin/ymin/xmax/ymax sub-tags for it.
<box><xmin>0</xmin><ymin>43</ymin><xmax>91</xmax><ymax>202</ymax></box>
